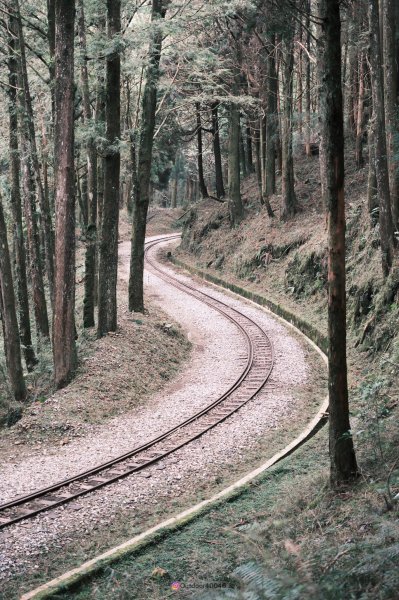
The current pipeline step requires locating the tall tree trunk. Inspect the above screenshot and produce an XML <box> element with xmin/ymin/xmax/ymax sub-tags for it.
<box><xmin>211</xmin><ymin>102</ymin><xmax>225</xmax><ymax>199</ymax></box>
<box><xmin>196</xmin><ymin>102</ymin><xmax>208</xmax><ymax>198</ymax></box>
<box><xmin>0</xmin><ymin>196</ymin><xmax>26</xmax><ymax>401</ymax></box>
<box><xmin>20</xmin><ymin>146</ymin><xmax>50</xmax><ymax>340</ymax></box>
<box><xmin>246</xmin><ymin>119</ymin><xmax>254</xmax><ymax>173</ymax></box>
<box><xmin>317</xmin><ymin>0</ymin><xmax>358</xmax><ymax>486</ymax></box>
<box><xmin>367</xmin><ymin>119</ymin><xmax>378</xmax><ymax>215</ymax></box>
<box><xmin>78</xmin><ymin>0</ymin><xmax>98</xmax><ymax>329</ymax></box>
<box><xmin>369</xmin><ymin>0</ymin><xmax>396</xmax><ymax>276</ymax></box>
<box><xmin>129</xmin><ymin>0</ymin><xmax>166</xmax><ymax>312</ymax></box>
<box><xmin>228</xmin><ymin>103</ymin><xmax>244</xmax><ymax>226</ymax></box>
<box><xmin>304</xmin><ymin>0</ymin><xmax>312</xmax><ymax>156</ymax></box>
<box><xmin>53</xmin><ymin>0</ymin><xmax>76</xmax><ymax>388</ymax></box>
<box><xmin>355</xmin><ymin>53</ymin><xmax>366</xmax><ymax>168</ymax></box>
<box><xmin>98</xmin><ymin>0</ymin><xmax>121</xmax><ymax>335</ymax></box>
<box><xmin>14</xmin><ymin>0</ymin><xmax>55</xmax><ymax>305</ymax></box>
<box><xmin>239</xmin><ymin>117</ymin><xmax>248</xmax><ymax>178</ymax></box>
<box><xmin>280</xmin><ymin>27</ymin><xmax>298</xmax><ymax>220</ymax></box>
<box><xmin>47</xmin><ymin>0</ymin><xmax>56</xmax><ymax>119</ymax></box>
<box><xmin>7</xmin><ymin>11</ymin><xmax>36</xmax><ymax>370</ymax></box>
<box><xmin>265</xmin><ymin>34</ymin><xmax>277</xmax><ymax>198</ymax></box>
<box><xmin>382</xmin><ymin>0</ymin><xmax>399</xmax><ymax>227</ymax></box>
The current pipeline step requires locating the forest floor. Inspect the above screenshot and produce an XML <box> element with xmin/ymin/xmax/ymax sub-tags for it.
<box><xmin>66</xmin><ymin>149</ymin><xmax>398</xmax><ymax>599</ymax></box>
<box><xmin>0</xmin><ymin>209</ymin><xmax>327</xmax><ymax>599</ymax></box>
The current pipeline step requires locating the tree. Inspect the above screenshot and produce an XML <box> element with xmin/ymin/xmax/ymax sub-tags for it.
<box><xmin>53</xmin><ymin>0</ymin><xmax>76</xmax><ymax>388</ymax></box>
<box><xmin>98</xmin><ymin>0</ymin><xmax>121</xmax><ymax>335</ymax></box>
<box><xmin>0</xmin><ymin>196</ymin><xmax>26</xmax><ymax>402</ymax></box>
<box><xmin>280</xmin><ymin>22</ymin><xmax>299</xmax><ymax>221</ymax></box>
<box><xmin>78</xmin><ymin>0</ymin><xmax>98</xmax><ymax>329</ymax></box>
<box><xmin>368</xmin><ymin>0</ymin><xmax>396</xmax><ymax>276</ymax></box>
<box><xmin>129</xmin><ymin>0</ymin><xmax>167</xmax><ymax>312</ymax></box>
<box><xmin>7</xmin><ymin>8</ymin><xmax>37</xmax><ymax>370</ymax></box>
<box><xmin>317</xmin><ymin>0</ymin><xmax>358</xmax><ymax>485</ymax></box>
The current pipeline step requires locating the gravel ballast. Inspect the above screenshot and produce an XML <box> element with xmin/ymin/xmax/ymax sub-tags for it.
<box><xmin>0</xmin><ymin>235</ymin><xmax>326</xmax><ymax>590</ymax></box>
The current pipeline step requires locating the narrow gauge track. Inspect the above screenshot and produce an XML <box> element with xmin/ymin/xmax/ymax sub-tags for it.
<box><xmin>0</xmin><ymin>235</ymin><xmax>274</xmax><ymax>531</ymax></box>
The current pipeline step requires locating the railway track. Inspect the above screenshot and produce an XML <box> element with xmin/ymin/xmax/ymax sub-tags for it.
<box><xmin>0</xmin><ymin>235</ymin><xmax>274</xmax><ymax>531</ymax></box>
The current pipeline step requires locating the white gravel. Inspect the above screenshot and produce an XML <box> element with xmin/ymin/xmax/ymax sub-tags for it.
<box><xmin>0</xmin><ymin>234</ymin><xmax>322</xmax><ymax>587</ymax></box>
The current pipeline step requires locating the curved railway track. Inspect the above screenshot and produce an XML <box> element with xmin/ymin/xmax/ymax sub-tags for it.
<box><xmin>0</xmin><ymin>235</ymin><xmax>274</xmax><ymax>531</ymax></box>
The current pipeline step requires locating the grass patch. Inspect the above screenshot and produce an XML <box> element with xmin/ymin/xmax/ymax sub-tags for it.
<box><xmin>47</xmin><ymin>414</ymin><xmax>398</xmax><ymax>600</ymax></box>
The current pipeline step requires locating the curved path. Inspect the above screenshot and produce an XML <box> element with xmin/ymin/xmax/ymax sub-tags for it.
<box><xmin>0</xmin><ymin>235</ymin><xmax>274</xmax><ymax>529</ymax></box>
<box><xmin>0</xmin><ymin>235</ymin><xmax>323</xmax><ymax>587</ymax></box>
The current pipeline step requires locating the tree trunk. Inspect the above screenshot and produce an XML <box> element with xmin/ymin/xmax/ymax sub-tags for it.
<box><xmin>53</xmin><ymin>0</ymin><xmax>76</xmax><ymax>388</ymax></box>
<box><xmin>47</xmin><ymin>0</ymin><xmax>56</xmax><ymax>119</ymax></box>
<box><xmin>280</xmin><ymin>27</ymin><xmax>298</xmax><ymax>220</ymax></box>
<box><xmin>367</xmin><ymin>119</ymin><xmax>378</xmax><ymax>215</ymax></box>
<box><xmin>317</xmin><ymin>0</ymin><xmax>358</xmax><ymax>486</ymax></box>
<box><xmin>196</xmin><ymin>102</ymin><xmax>208</xmax><ymax>198</ymax></box>
<box><xmin>129</xmin><ymin>0</ymin><xmax>166</xmax><ymax>312</ymax></box>
<box><xmin>211</xmin><ymin>102</ymin><xmax>225</xmax><ymax>199</ymax></box>
<box><xmin>369</xmin><ymin>0</ymin><xmax>396</xmax><ymax>276</ymax></box>
<box><xmin>228</xmin><ymin>103</ymin><xmax>244</xmax><ymax>226</ymax></box>
<box><xmin>239</xmin><ymin>117</ymin><xmax>248</xmax><ymax>178</ymax></box>
<box><xmin>0</xmin><ymin>196</ymin><xmax>26</xmax><ymax>401</ymax></box>
<box><xmin>7</xmin><ymin>10</ymin><xmax>36</xmax><ymax>370</ymax></box>
<box><xmin>98</xmin><ymin>0</ymin><xmax>121</xmax><ymax>336</ymax></box>
<box><xmin>265</xmin><ymin>34</ymin><xmax>277</xmax><ymax>198</ymax></box>
<box><xmin>78</xmin><ymin>0</ymin><xmax>98</xmax><ymax>329</ymax></box>
<box><xmin>355</xmin><ymin>53</ymin><xmax>366</xmax><ymax>168</ymax></box>
<box><xmin>246</xmin><ymin>119</ymin><xmax>254</xmax><ymax>173</ymax></box>
<box><xmin>382</xmin><ymin>0</ymin><xmax>399</xmax><ymax>227</ymax></box>
<box><xmin>14</xmin><ymin>0</ymin><xmax>55</xmax><ymax>305</ymax></box>
<box><xmin>305</xmin><ymin>0</ymin><xmax>312</xmax><ymax>156</ymax></box>
<box><xmin>20</xmin><ymin>124</ymin><xmax>50</xmax><ymax>340</ymax></box>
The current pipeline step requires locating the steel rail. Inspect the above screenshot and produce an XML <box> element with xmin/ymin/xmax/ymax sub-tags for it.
<box><xmin>0</xmin><ymin>235</ymin><xmax>274</xmax><ymax>530</ymax></box>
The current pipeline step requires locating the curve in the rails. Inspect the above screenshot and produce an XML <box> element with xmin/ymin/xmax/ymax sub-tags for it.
<box><xmin>0</xmin><ymin>235</ymin><xmax>274</xmax><ymax>531</ymax></box>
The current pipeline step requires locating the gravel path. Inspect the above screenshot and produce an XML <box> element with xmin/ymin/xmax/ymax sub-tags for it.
<box><xmin>0</xmin><ymin>235</ymin><xmax>322</xmax><ymax>587</ymax></box>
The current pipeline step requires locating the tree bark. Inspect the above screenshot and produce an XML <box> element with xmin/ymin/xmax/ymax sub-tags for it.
<box><xmin>7</xmin><ymin>10</ymin><xmax>36</xmax><ymax>370</ymax></box>
<box><xmin>280</xmin><ymin>26</ymin><xmax>298</xmax><ymax>220</ymax></box>
<box><xmin>78</xmin><ymin>0</ymin><xmax>98</xmax><ymax>329</ymax></box>
<box><xmin>369</xmin><ymin>0</ymin><xmax>396</xmax><ymax>276</ymax></box>
<box><xmin>355</xmin><ymin>53</ymin><xmax>366</xmax><ymax>168</ymax></box>
<box><xmin>317</xmin><ymin>0</ymin><xmax>358</xmax><ymax>486</ymax></box>
<box><xmin>196</xmin><ymin>103</ymin><xmax>208</xmax><ymax>198</ymax></box>
<box><xmin>211</xmin><ymin>102</ymin><xmax>225</xmax><ymax>199</ymax></box>
<box><xmin>228</xmin><ymin>102</ymin><xmax>244</xmax><ymax>226</ymax></box>
<box><xmin>382</xmin><ymin>0</ymin><xmax>399</xmax><ymax>227</ymax></box>
<box><xmin>0</xmin><ymin>196</ymin><xmax>26</xmax><ymax>401</ymax></box>
<box><xmin>129</xmin><ymin>0</ymin><xmax>166</xmax><ymax>312</ymax></box>
<box><xmin>53</xmin><ymin>0</ymin><xmax>76</xmax><ymax>388</ymax></box>
<box><xmin>98</xmin><ymin>0</ymin><xmax>121</xmax><ymax>335</ymax></box>
<box><xmin>14</xmin><ymin>0</ymin><xmax>55</xmax><ymax>305</ymax></box>
<box><xmin>265</xmin><ymin>34</ymin><xmax>277</xmax><ymax>198</ymax></box>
